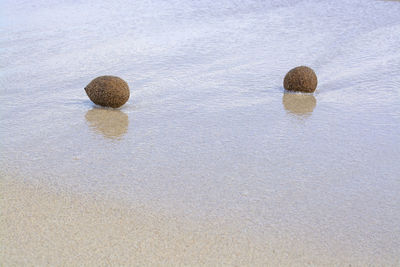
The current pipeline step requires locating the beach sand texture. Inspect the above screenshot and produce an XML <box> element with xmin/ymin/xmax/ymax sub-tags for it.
<box><xmin>0</xmin><ymin>178</ymin><xmax>330</xmax><ymax>266</ymax></box>
<box><xmin>4</xmin><ymin>178</ymin><xmax>400</xmax><ymax>266</ymax></box>
<box><xmin>1</xmin><ymin>0</ymin><xmax>400</xmax><ymax>265</ymax></box>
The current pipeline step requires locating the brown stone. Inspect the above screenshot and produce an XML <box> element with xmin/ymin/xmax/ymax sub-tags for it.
<box><xmin>283</xmin><ymin>66</ymin><xmax>318</xmax><ymax>93</ymax></box>
<box><xmin>85</xmin><ymin>76</ymin><xmax>130</xmax><ymax>108</ymax></box>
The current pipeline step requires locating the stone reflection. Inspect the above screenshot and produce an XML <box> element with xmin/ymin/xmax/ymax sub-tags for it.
<box><xmin>85</xmin><ymin>108</ymin><xmax>128</xmax><ymax>139</ymax></box>
<box><xmin>282</xmin><ymin>93</ymin><xmax>316</xmax><ymax>116</ymax></box>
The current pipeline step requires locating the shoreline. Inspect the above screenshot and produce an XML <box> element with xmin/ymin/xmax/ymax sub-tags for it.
<box><xmin>2</xmin><ymin>177</ymin><xmax>398</xmax><ymax>266</ymax></box>
<box><xmin>0</xmin><ymin>177</ymin><xmax>279</xmax><ymax>266</ymax></box>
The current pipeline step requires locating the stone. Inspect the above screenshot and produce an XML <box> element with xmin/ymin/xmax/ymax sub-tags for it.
<box><xmin>85</xmin><ymin>76</ymin><xmax>130</xmax><ymax>108</ymax></box>
<box><xmin>283</xmin><ymin>66</ymin><xmax>318</xmax><ymax>93</ymax></box>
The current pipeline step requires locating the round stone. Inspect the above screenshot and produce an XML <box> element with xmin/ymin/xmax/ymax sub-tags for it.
<box><xmin>283</xmin><ymin>66</ymin><xmax>318</xmax><ymax>93</ymax></box>
<box><xmin>85</xmin><ymin>76</ymin><xmax>130</xmax><ymax>108</ymax></box>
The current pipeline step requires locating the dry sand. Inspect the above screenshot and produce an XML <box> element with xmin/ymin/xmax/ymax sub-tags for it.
<box><xmin>0</xmin><ymin>177</ymin><xmax>396</xmax><ymax>266</ymax></box>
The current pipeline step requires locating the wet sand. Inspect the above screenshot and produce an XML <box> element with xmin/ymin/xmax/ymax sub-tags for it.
<box><xmin>1</xmin><ymin>0</ymin><xmax>400</xmax><ymax>265</ymax></box>
<box><xmin>0</xmin><ymin>178</ymin><xmax>284</xmax><ymax>266</ymax></box>
<box><xmin>2</xmin><ymin>177</ymin><xmax>398</xmax><ymax>266</ymax></box>
<box><xmin>0</xmin><ymin>178</ymin><xmax>271</xmax><ymax>266</ymax></box>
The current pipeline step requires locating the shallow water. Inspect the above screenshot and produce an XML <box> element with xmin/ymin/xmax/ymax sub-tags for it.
<box><xmin>1</xmin><ymin>0</ymin><xmax>400</xmax><ymax>264</ymax></box>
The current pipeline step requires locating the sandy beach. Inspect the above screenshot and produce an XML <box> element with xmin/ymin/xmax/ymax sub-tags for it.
<box><xmin>1</xmin><ymin>0</ymin><xmax>400</xmax><ymax>265</ymax></box>
<box><xmin>0</xmin><ymin>177</ymin><xmax>297</xmax><ymax>266</ymax></box>
<box><xmin>2</xmin><ymin>177</ymin><xmax>399</xmax><ymax>266</ymax></box>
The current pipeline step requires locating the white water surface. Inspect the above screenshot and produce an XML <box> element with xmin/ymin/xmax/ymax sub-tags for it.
<box><xmin>1</xmin><ymin>0</ymin><xmax>400</xmax><ymax>264</ymax></box>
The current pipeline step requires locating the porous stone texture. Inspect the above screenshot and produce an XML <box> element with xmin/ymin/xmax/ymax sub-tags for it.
<box><xmin>283</xmin><ymin>66</ymin><xmax>318</xmax><ymax>93</ymax></box>
<box><xmin>85</xmin><ymin>76</ymin><xmax>130</xmax><ymax>108</ymax></box>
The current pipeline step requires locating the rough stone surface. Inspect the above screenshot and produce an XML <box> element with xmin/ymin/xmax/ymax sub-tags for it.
<box><xmin>85</xmin><ymin>76</ymin><xmax>130</xmax><ymax>108</ymax></box>
<box><xmin>283</xmin><ymin>66</ymin><xmax>318</xmax><ymax>93</ymax></box>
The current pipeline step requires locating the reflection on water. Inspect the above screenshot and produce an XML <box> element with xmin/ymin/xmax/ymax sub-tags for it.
<box><xmin>2</xmin><ymin>0</ymin><xmax>400</xmax><ymax>264</ymax></box>
<box><xmin>282</xmin><ymin>93</ymin><xmax>316</xmax><ymax>116</ymax></box>
<box><xmin>85</xmin><ymin>108</ymin><xmax>128</xmax><ymax>139</ymax></box>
